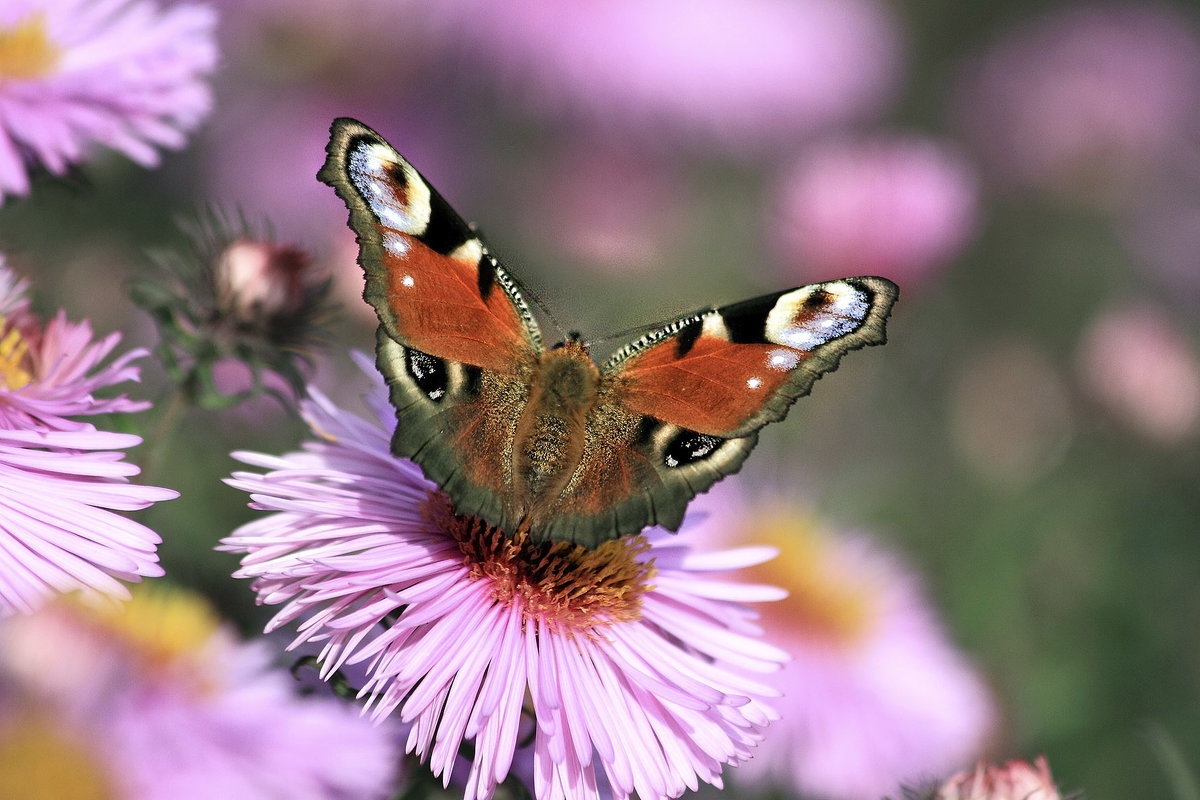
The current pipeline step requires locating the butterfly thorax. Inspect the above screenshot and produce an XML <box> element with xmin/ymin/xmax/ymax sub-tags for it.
<box><xmin>512</xmin><ymin>340</ymin><xmax>599</xmax><ymax>514</ymax></box>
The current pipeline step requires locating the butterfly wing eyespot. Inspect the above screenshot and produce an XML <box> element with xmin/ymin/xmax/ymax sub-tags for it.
<box><xmin>663</xmin><ymin>431</ymin><xmax>725</xmax><ymax>468</ymax></box>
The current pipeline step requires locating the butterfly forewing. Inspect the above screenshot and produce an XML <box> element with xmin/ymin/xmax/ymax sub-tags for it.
<box><xmin>319</xmin><ymin>118</ymin><xmax>542</xmax><ymax>370</ymax></box>
<box><xmin>320</xmin><ymin>118</ymin><xmax>543</xmax><ymax>534</ymax></box>
<box><xmin>605</xmin><ymin>277</ymin><xmax>898</xmax><ymax>436</ymax></box>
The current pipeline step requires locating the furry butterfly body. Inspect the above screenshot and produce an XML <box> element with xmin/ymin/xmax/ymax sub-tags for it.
<box><xmin>320</xmin><ymin>118</ymin><xmax>898</xmax><ymax>548</ymax></box>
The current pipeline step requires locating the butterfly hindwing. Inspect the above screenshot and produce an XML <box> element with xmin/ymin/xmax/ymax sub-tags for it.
<box><xmin>526</xmin><ymin>405</ymin><xmax>761</xmax><ymax>546</ymax></box>
<box><xmin>372</xmin><ymin>331</ymin><xmax>532</xmax><ymax>534</ymax></box>
<box><xmin>320</xmin><ymin>118</ymin><xmax>542</xmax><ymax>532</ymax></box>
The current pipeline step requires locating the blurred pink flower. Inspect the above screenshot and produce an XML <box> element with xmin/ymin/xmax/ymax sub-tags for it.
<box><xmin>936</xmin><ymin>756</ymin><xmax>1060</xmax><ymax>800</ymax></box>
<box><xmin>0</xmin><ymin>0</ymin><xmax>217</xmax><ymax>205</ymax></box>
<box><xmin>0</xmin><ymin>259</ymin><xmax>176</xmax><ymax>616</ymax></box>
<box><xmin>221</xmin><ymin>353</ymin><xmax>787</xmax><ymax>800</ymax></box>
<box><xmin>0</xmin><ymin>267</ymin><xmax>29</xmax><ymax>318</ymax></box>
<box><xmin>0</xmin><ymin>585</ymin><xmax>402</xmax><ymax>799</ymax></box>
<box><xmin>772</xmin><ymin>137</ymin><xmax>979</xmax><ymax>286</ymax></box>
<box><xmin>439</xmin><ymin>0</ymin><xmax>902</xmax><ymax>153</ymax></box>
<box><xmin>694</xmin><ymin>489</ymin><xmax>994</xmax><ymax>800</ymax></box>
<box><xmin>519</xmin><ymin>142</ymin><xmax>685</xmax><ymax>274</ymax></box>
<box><xmin>953</xmin><ymin>3</ymin><xmax>1200</xmax><ymax>202</ymax></box>
<box><xmin>1077</xmin><ymin>304</ymin><xmax>1200</xmax><ymax>443</ymax></box>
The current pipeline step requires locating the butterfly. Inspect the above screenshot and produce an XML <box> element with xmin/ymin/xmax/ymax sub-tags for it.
<box><xmin>319</xmin><ymin>118</ymin><xmax>898</xmax><ymax>549</ymax></box>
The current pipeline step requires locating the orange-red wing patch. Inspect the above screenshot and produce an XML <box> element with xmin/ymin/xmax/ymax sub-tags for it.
<box><xmin>608</xmin><ymin>278</ymin><xmax>898</xmax><ymax>438</ymax></box>
<box><xmin>617</xmin><ymin>335</ymin><xmax>804</xmax><ymax>435</ymax></box>
<box><xmin>375</xmin><ymin>238</ymin><xmax>534</xmax><ymax>373</ymax></box>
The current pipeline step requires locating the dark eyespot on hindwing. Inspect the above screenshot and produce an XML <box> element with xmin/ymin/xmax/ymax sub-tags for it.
<box><xmin>664</xmin><ymin>431</ymin><xmax>725</xmax><ymax>468</ymax></box>
<box><xmin>405</xmin><ymin>348</ymin><xmax>448</xmax><ymax>401</ymax></box>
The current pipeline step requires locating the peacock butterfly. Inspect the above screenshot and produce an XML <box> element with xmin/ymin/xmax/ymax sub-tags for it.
<box><xmin>319</xmin><ymin>118</ymin><xmax>898</xmax><ymax>549</ymax></box>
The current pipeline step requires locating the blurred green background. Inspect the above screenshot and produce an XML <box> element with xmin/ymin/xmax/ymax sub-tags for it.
<box><xmin>3</xmin><ymin>1</ymin><xmax>1200</xmax><ymax>797</ymax></box>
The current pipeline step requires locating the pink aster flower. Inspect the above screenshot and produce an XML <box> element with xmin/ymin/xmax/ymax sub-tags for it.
<box><xmin>0</xmin><ymin>260</ymin><xmax>176</xmax><ymax>615</ymax></box>
<box><xmin>0</xmin><ymin>0</ymin><xmax>217</xmax><ymax>205</ymax></box>
<box><xmin>221</xmin><ymin>352</ymin><xmax>787</xmax><ymax>800</ymax></box>
<box><xmin>691</xmin><ymin>488</ymin><xmax>994</xmax><ymax>800</ymax></box>
<box><xmin>0</xmin><ymin>584</ymin><xmax>402</xmax><ymax>799</ymax></box>
<box><xmin>0</xmin><ymin>266</ymin><xmax>28</xmax><ymax>317</ymax></box>
<box><xmin>953</xmin><ymin>3</ymin><xmax>1200</xmax><ymax>203</ymax></box>
<box><xmin>435</xmin><ymin>0</ymin><xmax>902</xmax><ymax>153</ymax></box>
<box><xmin>936</xmin><ymin>756</ymin><xmax>1061</xmax><ymax>800</ymax></box>
<box><xmin>772</xmin><ymin>136</ymin><xmax>980</xmax><ymax>287</ymax></box>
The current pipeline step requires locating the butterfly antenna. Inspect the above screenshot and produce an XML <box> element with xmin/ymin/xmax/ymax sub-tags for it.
<box><xmin>474</xmin><ymin>226</ymin><xmax>569</xmax><ymax>343</ymax></box>
<box><xmin>508</xmin><ymin>268</ymin><xmax>570</xmax><ymax>343</ymax></box>
<box><xmin>537</xmin><ymin>296</ymin><xmax>572</xmax><ymax>345</ymax></box>
<box><xmin>592</xmin><ymin>297</ymin><xmax>714</xmax><ymax>347</ymax></box>
<box><xmin>588</xmin><ymin>322</ymin><xmax>655</xmax><ymax>350</ymax></box>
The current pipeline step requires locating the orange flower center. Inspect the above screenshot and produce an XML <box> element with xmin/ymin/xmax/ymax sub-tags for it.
<box><xmin>428</xmin><ymin>495</ymin><xmax>655</xmax><ymax>634</ymax></box>
<box><xmin>0</xmin><ymin>714</ymin><xmax>117</xmax><ymax>800</ymax></box>
<box><xmin>0</xmin><ymin>320</ymin><xmax>32</xmax><ymax>390</ymax></box>
<box><xmin>0</xmin><ymin>14</ymin><xmax>60</xmax><ymax>81</ymax></box>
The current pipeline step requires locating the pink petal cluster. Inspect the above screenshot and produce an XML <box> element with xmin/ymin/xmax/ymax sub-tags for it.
<box><xmin>0</xmin><ymin>587</ymin><xmax>402</xmax><ymax>799</ymax></box>
<box><xmin>772</xmin><ymin>136</ymin><xmax>979</xmax><ymax>287</ymax></box>
<box><xmin>0</xmin><ymin>260</ymin><xmax>176</xmax><ymax>615</ymax></box>
<box><xmin>0</xmin><ymin>0</ymin><xmax>217</xmax><ymax>204</ymax></box>
<box><xmin>953</xmin><ymin>3</ymin><xmax>1200</xmax><ymax>201</ymax></box>
<box><xmin>221</xmin><ymin>353</ymin><xmax>788</xmax><ymax>800</ymax></box>
<box><xmin>434</xmin><ymin>0</ymin><xmax>902</xmax><ymax>153</ymax></box>
<box><xmin>690</xmin><ymin>488</ymin><xmax>994</xmax><ymax>800</ymax></box>
<box><xmin>936</xmin><ymin>756</ymin><xmax>1060</xmax><ymax>800</ymax></box>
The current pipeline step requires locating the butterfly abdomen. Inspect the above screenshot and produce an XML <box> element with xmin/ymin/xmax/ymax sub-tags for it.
<box><xmin>512</xmin><ymin>342</ymin><xmax>600</xmax><ymax>518</ymax></box>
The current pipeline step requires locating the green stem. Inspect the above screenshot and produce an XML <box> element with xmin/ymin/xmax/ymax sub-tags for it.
<box><xmin>140</xmin><ymin>382</ymin><xmax>191</xmax><ymax>483</ymax></box>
